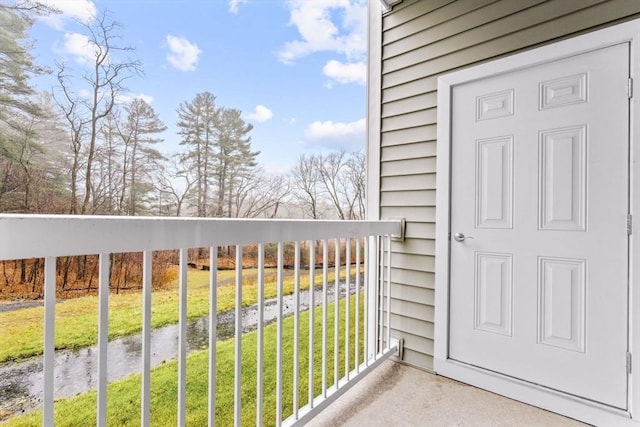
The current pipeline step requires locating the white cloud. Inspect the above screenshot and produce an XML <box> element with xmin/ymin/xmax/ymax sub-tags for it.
<box><xmin>78</xmin><ymin>88</ymin><xmax>91</xmax><ymax>99</ymax></box>
<box><xmin>61</xmin><ymin>32</ymin><xmax>99</xmax><ymax>64</ymax></box>
<box><xmin>116</xmin><ymin>93</ymin><xmax>155</xmax><ymax>105</ymax></box>
<box><xmin>264</xmin><ymin>162</ymin><xmax>294</xmax><ymax>175</ymax></box>
<box><xmin>304</xmin><ymin>118</ymin><xmax>367</xmax><ymax>141</ymax></box>
<box><xmin>323</xmin><ymin>60</ymin><xmax>366</xmax><ymax>85</ymax></box>
<box><xmin>278</xmin><ymin>0</ymin><xmax>367</xmax><ymax>64</ymax></box>
<box><xmin>38</xmin><ymin>0</ymin><xmax>97</xmax><ymax>28</ymax></box>
<box><xmin>229</xmin><ymin>0</ymin><xmax>248</xmax><ymax>14</ymax></box>
<box><xmin>245</xmin><ymin>105</ymin><xmax>274</xmax><ymax>123</ymax></box>
<box><xmin>165</xmin><ymin>35</ymin><xmax>202</xmax><ymax>72</ymax></box>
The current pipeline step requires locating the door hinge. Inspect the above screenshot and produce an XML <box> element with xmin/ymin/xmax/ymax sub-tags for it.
<box><xmin>628</xmin><ymin>214</ymin><xmax>633</xmax><ymax>235</ymax></box>
<box><xmin>628</xmin><ymin>78</ymin><xmax>634</xmax><ymax>99</ymax></box>
<box><xmin>628</xmin><ymin>352</ymin><xmax>632</xmax><ymax>374</ymax></box>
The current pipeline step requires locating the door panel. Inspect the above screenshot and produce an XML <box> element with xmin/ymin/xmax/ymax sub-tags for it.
<box><xmin>476</xmin><ymin>136</ymin><xmax>513</xmax><ymax>229</ymax></box>
<box><xmin>539</xmin><ymin>125</ymin><xmax>586</xmax><ymax>231</ymax></box>
<box><xmin>449</xmin><ymin>43</ymin><xmax>629</xmax><ymax>408</ymax></box>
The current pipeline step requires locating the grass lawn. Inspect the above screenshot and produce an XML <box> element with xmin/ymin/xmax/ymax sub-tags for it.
<box><xmin>5</xmin><ymin>295</ymin><xmax>365</xmax><ymax>426</ymax></box>
<box><xmin>0</xmin><ymin>266</ymin><xmax>353</xmax><ymax>363</ymax></box>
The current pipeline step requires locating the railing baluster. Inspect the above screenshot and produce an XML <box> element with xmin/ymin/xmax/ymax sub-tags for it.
<box><xmin>334</xmin><ymin>238</ymin><xmax>339</xmax><ymax>388</ymax></box>
<box><xmin>345</xmin><ymin>239</ymin><xmax>350</xmax><ymax>380</ymax></box>
<box><xmin>257</xmin><ymin>243</ymin><xmax>265</xmax><ymax>426</ymax></box>
<box><xmin>378</xmin><ymin>236</ymin><xmax>384</xmax><ymax>355</ymax></box>
<box><xmin>308</xmin><ymin>241</ymin><xmax>315</xmax><ymax>408</ymax></box>
<box><xmin>234</xmin><ymin>245</ymin><xmax>243</xmax><ymax>427</ymax></box>
<box><xmin>293</xmin><ymin>241</ymin><xmax>300</xmax><ymax>419</ymax></box>
<box><xmin>386</xmin><ymin>236</ymin><xmax>392</xmax><ymax>350</ymax></box>
<box><xmin>141</xmin><ymin>251</ymin><xmax>152</xmax><ymax>427</ymax></box>
<box><xmin>97</xmin><ymin>254</ymin><xmax>110</xmax><ymax>427</ymax></box>
<box><xmin>355</xmin><ymin>238</ymin><xmax>361</xmax><ymax>372</ymax></box>
<box><xmin>209</xmin><ymin>246</ymin><xmax>218</xmax><ymax>427</ymax></box>
<box><xmin>43</xmin><ymin>256</ymin><xmax>56</xmax><ymax>427</ymax></box>
<box><xmin>373</xmin><ymin>237</ymin><xmax>379</xmax><ymax>358</ymax></box>
<box><xmin>364</xmin><ymin>238</ymin><xmax>370</xmax><ymax>365</ymax></box>
<box><xmin>178</xmin><ymin>249</ymin><xmax>188</xmax><ymax>427</ymax></box>
<box><xmin>276</xmin><ymin>242</ymin><xmax>284</xmax><ymax>426</ymax></box>
<box><xmin>322</xmin><ymin>239</ymin><xmax>328</xmax><ymax>398</ymax></box>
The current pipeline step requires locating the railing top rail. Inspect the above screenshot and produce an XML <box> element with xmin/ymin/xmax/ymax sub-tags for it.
<box><xmin>0</xmin><ymin>214</ymin><xmax>402</xmax><ymax>260</ymax></box>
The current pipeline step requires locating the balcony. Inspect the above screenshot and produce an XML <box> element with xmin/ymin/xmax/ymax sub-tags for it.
<box><xmin>306</xmin><ymin>359</ymin><xmax>587</xmax><ymax>426</ymax></box>
<box><xmin>0</xmin><ymin>214</ymin><xmax>586</xmax><ymax>426</ymax></box>
<box><xmin>0</xmin><ymin>214</ymin><xmax>402</xmax><ymax>426</ymax></box>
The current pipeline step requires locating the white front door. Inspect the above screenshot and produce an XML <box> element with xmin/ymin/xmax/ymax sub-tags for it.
<box><xmin>449</xmin><ymin>43</ymin><xmax>630</xmax><ymax>408</ymax></box>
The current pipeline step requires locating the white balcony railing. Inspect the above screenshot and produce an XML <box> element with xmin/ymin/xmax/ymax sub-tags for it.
<box><xmin>0</xmin><ymin>214</ymin><xmax>402</xmax><ymax>426</ymax></box>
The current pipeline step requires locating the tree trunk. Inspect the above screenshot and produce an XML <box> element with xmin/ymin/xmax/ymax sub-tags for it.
<box><xmin>20</xmin><ymin>259</ymin><xmax>26</xmax><ymax>283</ymax></box>
<box><xmin>2</xmin><ymin>261</ymin><xmax>9</xmax><ymax>286</ymax></box>
<box><xmin>61</xmin><ymin>257</ymin><xmax>72</xmax><ymax>290</ymax></box>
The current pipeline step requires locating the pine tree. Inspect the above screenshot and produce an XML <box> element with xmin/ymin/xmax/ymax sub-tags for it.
<box><xmin>0</xmin><ymin>3</ymin><xmax>43</xmax><ymax>161</ymax></box>
<box><xmin>0</xmin><ymin>3</ymin><xmax>61</xmax><ymax>213</ymax></box>
<box><xmin>215</xmin><ymin>108</ymin><xmax>259</xmax><ymax>217</ymax></box>
<box><xmin>118</xmin><ymin>99</ymin><xmax>167</xmax><ymax>215</ymax></box>
<box><xmin>177</xmin><ymin>95</ymin><xmax>260</xmax><ymax>217</ymax></box>
<box><xmin>177</xmin><ymin>92</ymin><xmax>219</xmax><ymax>216</ymax></box>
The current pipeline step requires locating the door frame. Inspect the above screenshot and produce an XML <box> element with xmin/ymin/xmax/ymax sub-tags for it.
<box><xmin>434</xmin><ymin>19</ymin><xmax>640</xmax><ymax>426</ymax></box>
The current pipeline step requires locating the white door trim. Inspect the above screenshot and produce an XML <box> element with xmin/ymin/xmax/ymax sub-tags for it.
<box><xmin>434</xmin><ymin>19</ymin><xmax>640</xmax><ymax>425</ymax></box>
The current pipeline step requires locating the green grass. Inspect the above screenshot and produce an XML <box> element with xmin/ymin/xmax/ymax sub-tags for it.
<box><xmin>4</xmin><ymin>295</ymin><xmax>365</xmax><ymax>427</ymax></box>
<box><xmin>0</xmin><ymin>267</ymin><xmax>353</xmax><ymax>364</ymax></box>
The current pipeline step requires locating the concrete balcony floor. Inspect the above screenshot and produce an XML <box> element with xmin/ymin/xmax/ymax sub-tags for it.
<box><xmin>307</xmin><ymin>360</ymin><xmax>588</xmax><ymax>427</ymax></box>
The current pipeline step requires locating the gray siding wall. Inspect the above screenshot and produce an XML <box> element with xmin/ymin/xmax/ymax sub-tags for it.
<box><xmin>378</xmin><ymin>0</ymin><xmax>640</xmax><ymax>371</ymax></box>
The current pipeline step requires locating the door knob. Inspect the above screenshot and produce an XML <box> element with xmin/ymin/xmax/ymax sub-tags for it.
<box><xmin>453</xmin><ymin>232</ymin><xmax>473</xmax><ymax>242</ymax></box>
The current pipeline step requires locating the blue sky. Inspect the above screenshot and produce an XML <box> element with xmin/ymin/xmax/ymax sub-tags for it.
<box><xmin>29</xmin><ymin>0</ymin><xmax>368</xmax><ymax>174</ymax></box>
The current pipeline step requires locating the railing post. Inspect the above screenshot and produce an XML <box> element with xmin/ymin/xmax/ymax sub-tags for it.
<box><xmin>234</xmin><ymin>245</ymin><xmax>243</xmax><ymax>427</ymax></box>
<box><xmin>208</xmin><ymin>246</ymin><xmax>218</xmax><ymax>427</ymax></box>
<box><xmin>355</xmin><ymin>238</ymin><xmax>361</xmax><ymax>372</ymax></box>
<box><xmin>178</xmin><ymin>249</ymin><xmax>188</xmax><ymax>427</ymax></box>
<box><xmin>97</xmin><ymin>253</ymin><xmax>110</xmax><ymax>427</ymax></box>
<box><xmin>322</xmin><ymin>239</ymin><xmax>328</xmax><ymax>397</ymax></box>
<box><xmin>345</xmin><ymin>239</ymin><xmax>350</xmax><ymax>380</ymax></box>
<box><xmin>257</xmin><ymin>243</ymin><xmax>265</xmax><ymax>426</ymax></box>
<box><xmin>43</xmin><ymin>257</ymin><xmax>56</xmax><ymax>427</ymax></box>
<box><xmin>334</xmin><ymin>238</ymin><xmax>340</xmax><ymax>387</ymax></box>
<box><xmin>276</xmin><ymin>242</ymin><xmax>284</xmax><ymax>427</ymax></box>
<box><xmin>293</xmin><ymin>241</ymin><xmax>300</xmax><ymax>420</ymax></box>
<box><xmin>141</xmin><ymin>251</ymin><xmax>152</xmax><ymax>427</ymax></box>
<box><xmin>308</xmin><ymin>241</ymin><xmax>316</xmax><ymax>408</ymax></box>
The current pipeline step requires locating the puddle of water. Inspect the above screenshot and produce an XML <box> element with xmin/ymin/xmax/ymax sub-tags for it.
<box><xmin>0</xmin><ymin>283</ymin><xmax>353</xmax><ymax>420</ymax></box>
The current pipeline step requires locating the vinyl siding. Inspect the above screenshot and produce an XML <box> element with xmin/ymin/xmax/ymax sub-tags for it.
<box><xmin>376</xmin><ymin>0</ymin><xmax>640</xmax><ymax>371</ymax></box>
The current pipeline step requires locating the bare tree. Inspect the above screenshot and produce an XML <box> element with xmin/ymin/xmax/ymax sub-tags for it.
<box><xmin>318</xmin><ymin>151</ymin><xmax>347</xmax><ymax>219</ymax></box>
<box><xmin>291</xmin><ymin>151</ymin><xmax>366</xmax><ymax>220</ymax></box>
<box><xmin>317</xmin><ymin>151</ymin><xmax>367</xmax><ymax>220</ymax></box>
<box><xmin>231</xmin><ymin>170</ymin><xmax>290</xmax><ymax>218</ymax></box>
<box><xmin>291</xmin><ymin>154</ymin><xmax>324</xmax><ymax>219</ymax></box>
<box><xmin>343</xmin><ymin>151</ymin><xmax>366</xmax><ymax>220</ymax></box>
<box><xmin>4</xmin><ymin>1</ymin><xmax>58</xmax><ymax>16</ymax></box>
<box><xmin>54</xmin><ymin>11</ymin><xmax>142</xmax><ymax>214</ymax></box>
<box><xmin>154</xmin><ymin>156</ymin><xmax>194</xmax><ymax>216</ymax></box>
